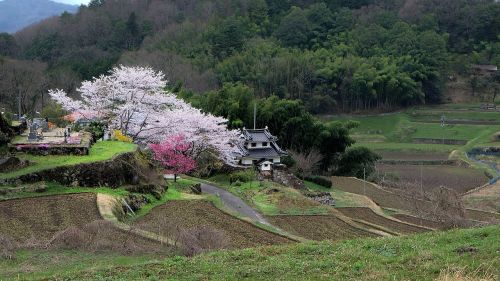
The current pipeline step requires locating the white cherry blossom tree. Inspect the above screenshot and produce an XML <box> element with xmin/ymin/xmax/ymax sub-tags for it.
<box><xmin>49</xmin><ymin>65</ymin><xmax>241</xmax><ymax>164</ymax></box>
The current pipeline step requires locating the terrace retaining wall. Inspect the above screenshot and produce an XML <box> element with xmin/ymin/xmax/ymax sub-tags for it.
<box><xmin>0</xmin><ymin>152</ymin><xmax>141</xmax><ymax>188</ymax></box>
<box><xmin>412</xmin><ymin>138</ymin><xmax>468</xmax><ymax>145</ymax></box>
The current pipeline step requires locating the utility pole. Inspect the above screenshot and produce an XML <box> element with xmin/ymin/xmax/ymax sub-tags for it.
<box><xmin>420</xmin><ymin>161</ymin><xmax>424</xmax><ymax>226</ymax></box>
<box><xmin>253</xmin><ymin>102</ymin><xmax>257</xmax><ymax>129</ymax></box>
<box><xmin>18</xmin><ymin>92</ymin><xmax>22</xmax><ymax>120</ymax></box>
<box><xmin>420</xmin><ymin>162</ymin><xmax>424</xmax><ymax>196</ymax></box>
<box><xmin>363</xmin><ymin>167</ymin><xmax>366</xmax><ymax>196</ymax></box>
<box><xmin>441</xmin><ymin>114</ymin><xmax>446</xmax><ymax>144</ymax></box>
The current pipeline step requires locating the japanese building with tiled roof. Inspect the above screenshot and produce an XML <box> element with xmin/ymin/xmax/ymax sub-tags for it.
<box><xmin>238</xmin><ymin>127</ymin><xmax>287</xmax><ymax>167</ymax></box>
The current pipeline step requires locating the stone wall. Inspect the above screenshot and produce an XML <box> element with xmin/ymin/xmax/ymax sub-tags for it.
<box><xmin>1</xmin><ymin>152</ymin><xmax>143</xmax><ymax>188</ymax></box>
<box><xmin>271</xmin><ymin>168</ymin><xmax>305</xmax><ymax>190</ymax></box>
<box><xmin>0</xmin><ymin>113</ymin><xmax>15</xmax><ymax>145</ymax></box>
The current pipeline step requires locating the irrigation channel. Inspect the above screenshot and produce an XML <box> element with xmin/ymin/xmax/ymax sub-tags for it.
<box><xmin>467</xmin><ymin>147</ymin><xmax>500</xmax><ymax>184</ymax></box>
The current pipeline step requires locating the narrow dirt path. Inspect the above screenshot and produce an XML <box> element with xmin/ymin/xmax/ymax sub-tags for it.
<box><xmin>200</xmin><ymin>183</ymin><xmax>269</xmax><ymax>225</ymax></box>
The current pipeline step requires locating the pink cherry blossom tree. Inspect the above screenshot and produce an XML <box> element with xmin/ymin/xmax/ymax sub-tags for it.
<box><xmin>48</xmin><ymin>65</ymin><xmax>243</xmax><ymax>165</ymax></box>
<box><xmin>149</xmin><ymin>134</ymin><xmax>196</xmax><ymax>182</ymax></box>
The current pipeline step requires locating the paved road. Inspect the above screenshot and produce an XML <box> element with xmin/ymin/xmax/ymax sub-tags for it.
<box><xmin>200</xmin><ymin>183</ymin><xmax>269</xmax><ymax>225</ymax></box>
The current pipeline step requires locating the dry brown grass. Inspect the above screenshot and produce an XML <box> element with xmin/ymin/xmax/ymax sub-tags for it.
<box><xmin>436</xmin><ymin>267</ymin><xmax>495</xmax><ymax>281</ymax></box>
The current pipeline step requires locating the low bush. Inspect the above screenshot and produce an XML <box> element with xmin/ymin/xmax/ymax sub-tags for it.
<box><xmin>179</xmin><ymin>226</ymin><xmax>230</xmax><ymax>256</ymax></box>
<box><xmin>113</xmin><ymin>130</ymin><xmax>133</xmax><ymax>143</ymax></box>
<box><xmin>0</xmin><ymin>235</ymin><xmax>16</xmax><ymax>260</ymax></box>
<box><xmin>229</xmin><ymin>169</ymin><xmax>256</xmax><ymax>184</ymax></box>
<box><xmin>304</xmin><ymin>175</ymin><xmax>332</xmax><ymax>188</ymax></box>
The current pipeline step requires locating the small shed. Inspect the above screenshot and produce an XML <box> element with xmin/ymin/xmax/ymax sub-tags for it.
<box><xmin>259</xmin><ymin>161</ymin><xmax>273</xmax><ymax>171</ymax></box>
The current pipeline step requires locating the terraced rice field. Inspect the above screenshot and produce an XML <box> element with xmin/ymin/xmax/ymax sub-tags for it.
<box><xmin>332</xmin><ymin>176</ymin><xmax>499</xmax><ymax>223</ymax></box>
<box><xmin>377</xmin><ymin>152</ymin><xmax>450</xmax><ymax>161</ymax></box>
<box><xmin>376</xmin><ymin>164</ymin><xmax>488</xmax><ymax>193</ymax></box>
<box><xmin>134</xmin><ymin>200</ymin><xmax>292</xmax><ymax>249</ymax></box>
<box><xmin>0</xmin><ymin>193</ymin><xmax>169</xmax><ymax>254</ymax></box>
<box><xmin>465</xmin><ymin>209</ymin><xmax>500</xmax><ymax>223</ymax></box>
<box><xmin>0</xmin><ymin>193</ymin><xmax>101</xmax><ymax>241</ymax></box>
<box><xmin>463</xmin><ymin>181</ymin><xmax>500</xmax><ymax>213</ymax></box>
<box><xmin>392</xmin><ymin>214</ymin><xmax>445</xmax><ymax>230</ymax></box>
<box><xmin>331</xmin><ymin>176</ymin><xmax>422</xmax><ymax>211</ymax></box>
<box><xmin>337</xmin><ymin>207</ymin><xmax>430</xmax><ymax>235</ymax></box>
<box><xmin>267</xmin><ymin>215</ymin><xmax>377</xmax><ymax>241</ymax></box>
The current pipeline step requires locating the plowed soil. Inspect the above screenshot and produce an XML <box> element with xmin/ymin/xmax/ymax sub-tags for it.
<box><xmin>0</xmin><ymin>193</ymin><xmax>101</xmax><ymax>241</ymax></box>
<box><xmin>331</xmin><ymin>177</ymin><xmax>500</xmax><ymax>223</ymax></box>
<box><xmin>392</xmin><ymin>214</ymin><xmax>445</xmax><ymax>230</ymax></box>
<box><xmin>331</xmin><ymin>176</ymin><xmax>422</xmax><ymax>211</ymax></box>
<box><xmin>338</xmin><ymin>207</ymin><xmax>430</xmax><ymax>235</ymax></box>
<box><xmin>267</xmin><ymin>215</ymin><xmax>378</xmax><ymax>241</ymax></box>
<box><xmin>134</xmin><ymin>200</ymin><xmax>293</xmax><ymax>249</ymax></box>
<box><xmin>376</xmin><ymin>164</ymin><xmax>488</xmax><ymax>193</ymax></box>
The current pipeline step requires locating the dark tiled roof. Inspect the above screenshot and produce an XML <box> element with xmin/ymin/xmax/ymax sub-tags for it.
<box><xmin>242</xmin><ymin>128</ymin><xmax>277</xmax><ymax>142</ymax></box>
<box><xmin>245</xmin><ymin>147</ymin><xmax>281</xmax><ymax>158</ymax></box>
<box><xmin>239</xmin><ymin>128</ymin><xmax>287</xmax><ymax>160</ymax></box>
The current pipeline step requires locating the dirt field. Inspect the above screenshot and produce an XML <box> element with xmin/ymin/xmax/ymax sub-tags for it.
<box><xmin>332</xmin><ymin>176</ymin><xmax>420</xmax><ymax>211</ymax></box>
<box><xmin>392</xmin><ymin>214</ymin><xmax>445</xmax><ymax>230</ymax></box>
<box><xmin>376</xmin><ymin>164</ymin><xmax>488</xmax><ymax>193</ymax></box>
<box><xmin>0</xmin><ymin>193</ymin><xmax>101</xmax><ymax>241</ymax></box>
<box><xmin>463</xmin><ymin>182</ymin><xmax>500</xmax><ymax>213</ymax></box>
<box><xmin>377</xmin><ymin>152</ymin><xmax>450</xmax><ymax>161</ymax></box>
<box><xmin>332</xmin><ymin>177</ymin><xmax>500</xmax><ymax>223</ymax></box>
<box><xmin>267</xmin><ymin>215</ymin><xmax>377</xmax><ymax>241</ymax></box>
<box><xmin>337</xmin><ymin>208</ymin><xmax>430</xmax><ymax>235</ymax></box>
<box><xmin>134</xmin><ymin>200</ymin><xmax>292</xmax><ymax>249</ymax></box>
<box><xmin>465</xmin><ymin>208</ymin><xmax>500</xmax><ymax>223</ymax></box>
<box><xmin>0</xmin><ymin>193</ymin><xmax>177</xmax><ymax>255</ymax></box>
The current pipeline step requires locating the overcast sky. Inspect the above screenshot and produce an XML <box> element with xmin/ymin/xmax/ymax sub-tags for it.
<box><xmin>53</xmin><ymin>0</ymin><xmax>91</xmax><ymax>5</ymax></box>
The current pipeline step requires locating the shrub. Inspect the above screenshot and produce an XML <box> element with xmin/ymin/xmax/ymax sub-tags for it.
<box><xmin>304</xmin><ymin>175</ymin><xmax>332</xmax><ymax>188</ymax></box>
<box><xmin>178</xmin><ymin>226</ymin><xmax>229</xmax><ymax>256</ymax></box>
<box><xmin>229</xmin><ymin>169</ymin><xmax>256</xmax><ymax>184</ymax></box>
<box><xmin>113</xmin><ymin>130</ymin><xmax>133</xmax><ymax>143</ymax></box>
<box><xmin>336</xmin><ymin>147</ymin><xmax>381</xmax><ymax>178</ymax></box>
<box><xmin>85</xmin><ymin>121</ymin><xmax>106</xmax><ymax>142</ymax></box>
<box><xmin>0</xmin><ymin>235</ymin><xmax>16</xmax><ymax>260</ymax></box>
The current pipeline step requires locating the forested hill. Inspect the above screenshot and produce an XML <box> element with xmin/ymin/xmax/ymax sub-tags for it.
<box><xmin>0</xmin><ymin>0</ymin><xmax>499</xmax><ymax>117</ymax></box>
<box><xmin>0</xmin><ymin>0</ymin><xmax>78</xmax><ymax>33</ymax></box>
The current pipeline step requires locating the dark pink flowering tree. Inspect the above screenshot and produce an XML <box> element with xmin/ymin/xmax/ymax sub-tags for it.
<box><xmin>149</xmin><ymin>134</ymin><xmax>196</xmax><ymax>182</ymax></box>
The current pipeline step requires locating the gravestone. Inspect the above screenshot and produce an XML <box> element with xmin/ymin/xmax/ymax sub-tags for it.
<box><xmin>33</xmin><ymin>118</ymin><xmax>49</xmax><ymax>132</ymax></box>
<box><xmin>27</xmin><ymin>123</ymin><xmax>39</xmax><ymax>142</ymax></box>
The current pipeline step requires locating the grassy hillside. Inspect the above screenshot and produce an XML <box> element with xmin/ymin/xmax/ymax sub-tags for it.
<box><xmin>2</xmin><ymin>225</ymin><xmax>498</xmax><ymax>280</ymax></box>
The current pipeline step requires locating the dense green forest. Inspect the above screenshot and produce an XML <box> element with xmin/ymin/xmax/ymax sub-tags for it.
<box><xmin>1</xmin><ymin>0</ymin><xmax>498</xmax><ymax>114</ymax></box>
<box><xmin>0</xmin><ymin>0</ymin><xmax>498</xmax><ymax>173</ymax></box>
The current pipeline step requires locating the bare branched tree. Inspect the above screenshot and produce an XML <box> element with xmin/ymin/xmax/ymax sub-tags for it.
<box><xmin>289</xmin><ymin>149</ymin><xmax>323</xmax><ymax>177</ymax></box>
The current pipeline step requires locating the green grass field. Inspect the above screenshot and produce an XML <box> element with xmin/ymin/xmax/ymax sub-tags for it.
<box><xmin>325</xmin><ymin>105</ymin><xmax>500</xmax><ymax>176</ymax></box>
<box><xmin>0</xmin><ymin>141</ymin><xmax>137</xmax><ymax>179</ymax></box>
<box><xmin>330</xmin><ymin>110</ymin><xmax>500</xmax><ymax>147</ymax></box>
<box><xmin>2</xmin><ymin>225</ymin><xmax>498</xmax><ymax>280</ymax></box>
